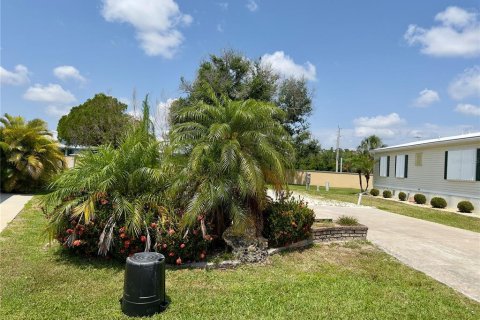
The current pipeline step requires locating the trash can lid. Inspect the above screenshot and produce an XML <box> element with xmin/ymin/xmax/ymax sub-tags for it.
<box><xmin>127</xmin><ymin>252</ymin><xmax>165</xmax><ymax>266</ymax></box>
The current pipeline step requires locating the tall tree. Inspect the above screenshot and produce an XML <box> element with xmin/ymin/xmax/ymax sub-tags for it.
<box><xmin>0</xmin><ymin>114</ymin><xmax>65</xmax><ymax>193</ymax></box>
<box><xmin>57</xmin><ymin>93</ymin><xmax>132</xmax><ymax>147</ymax></box>
<box><xmin>170</xmin><ymin>50</ymin><xmax>320</xmax><ymax>168</ymax></box>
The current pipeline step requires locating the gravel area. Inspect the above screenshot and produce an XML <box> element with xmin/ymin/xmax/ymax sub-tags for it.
<box><xmin>267</xmin><ymin>189</ymin><xmax>367</xmax><ymax>208</ymax></box>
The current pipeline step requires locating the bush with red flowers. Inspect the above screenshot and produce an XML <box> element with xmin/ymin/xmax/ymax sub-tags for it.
<box><xmin>55</xmin><ymin>206</ymin><xmax>212</xmax><ymax>264</ymax></box>
<box><xmin>262</xmin><ymin>195</ymin><xmax>315</xmax><ymax>248</ymax></box>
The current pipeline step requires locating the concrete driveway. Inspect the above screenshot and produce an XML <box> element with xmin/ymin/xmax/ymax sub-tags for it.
<box><xmin>0</xmin><ymin>193</ymin><xmax>33</xmax><ymax>233</ymax></box>
<box><xmin>295</xmin><ymin>192</ymin><xmax>480</xmax><ymax>302</ymax></box>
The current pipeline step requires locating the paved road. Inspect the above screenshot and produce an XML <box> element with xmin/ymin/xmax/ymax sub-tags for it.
<box><xmin>294</xmin><ymin>192</ymin><xmax>480</xmax><ymax>302</ymax></box>
<box><xmin>0</xmin><ymin>193</ymin><xmax>33</xmax><ymax>233</ymax></box>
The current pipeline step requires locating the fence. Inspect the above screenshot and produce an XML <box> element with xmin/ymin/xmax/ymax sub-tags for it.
<box><xmin>288</xmin><ymin>170</ymin><xmax>372</xmax><ymax>190</ymax></box>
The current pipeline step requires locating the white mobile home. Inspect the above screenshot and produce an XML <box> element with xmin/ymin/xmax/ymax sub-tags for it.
<box><xmin>372</xmin><ymin>133</ymin><xmax>480</xmax><ymax>214</ymax></box>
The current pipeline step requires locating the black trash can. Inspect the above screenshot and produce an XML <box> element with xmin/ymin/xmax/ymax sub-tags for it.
<box><xmin>121</xmin><ymin>252</ymin><xmax>168</xmax><ymax>317</ymax></box>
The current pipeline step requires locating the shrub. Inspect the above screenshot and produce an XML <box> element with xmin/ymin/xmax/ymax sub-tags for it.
<box><xmin>414</xmin><ymin>194</ymin><xmax>426</xmax><ymax>204</ymax></box>
<box><xmin>398</xmin><ymin>192</ymin><xmax>407</xmax><ymax>201</ymax></box>
<box><xmin>55</xmin><ymin>209</ymin><xmax>211</xmax><ymax>264</ymax></box>
<box><xmin>263</xmin><ymin>196</ymin><xmax>315</xmax><ymax>248</ymax></box>
<box><xmin>336</xmin><ymin>216</ymin><xmax>359</xmax><ymax>226</ymax></box>
<box><xmin>457</xmin><ymin>201</ymin><xmax>474</xmax><ymax>213</ymax></box>
<box><xmin>370</xmin><ymin>188</ymin><xmax>379</xmax><ymax>196</ymax></box>
<box><xmin>430</xmin><ymin>197</ymin><xmax>447</xmax><ymax>209</ymax></box>
<box><xmin>383</xmin><ymin>190</ymin><xmax>392</xmax><ymax>198</ymax></box>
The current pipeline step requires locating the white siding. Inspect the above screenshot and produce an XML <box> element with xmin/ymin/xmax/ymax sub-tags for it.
<box><xmin>374</xmin><ymin>141</ymin><xmax>480</xmax><ymax>212</ymax></box>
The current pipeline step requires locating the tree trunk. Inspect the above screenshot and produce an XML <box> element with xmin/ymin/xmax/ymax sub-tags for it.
<box><xmin>365</xmin><ymin>173</ymin><xmax>370</xmax><ymax>191</ymax></box>
<box><xmin>358</xmin><ymin>171</ymin><xmax>364</xmax><ymax>192</ymax></box>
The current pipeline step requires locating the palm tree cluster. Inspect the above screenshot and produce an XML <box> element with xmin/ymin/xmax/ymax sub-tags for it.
<box><xmin>0</xmin><ymin>114</ymin><xmax>65</xmax><ymax>193</ymax></box>
<box><xmin>352</xmin><ymin>135</ymin><xmax>385</xmax><ymax>191</ymax></box>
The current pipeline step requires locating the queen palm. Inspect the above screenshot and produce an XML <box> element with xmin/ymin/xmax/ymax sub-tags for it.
<box><xmin>0</xmin><ymin>114</ymin><xmax>65</xmax><ymax>192</ymax></box>
<box><xmin>169</xmin><ymin>86</ymin><xmax>294</xmax><ymax>236</ymax></box>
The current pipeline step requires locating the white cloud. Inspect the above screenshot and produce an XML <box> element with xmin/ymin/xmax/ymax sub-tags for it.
<box><xmin>53</xmin><ymin>65</ymin><xmax>86</xmax><ymax>82</ymax></box>
<box><xmin>154</xmin><ymin>98</ymin><xmax>176</xmax><ymax>140</ymax></box>
<box><xmin>260</xmin><ymin>51</ymin><xmax>316</xmax><ymax>81</ymax></box>
<box><xmin>0</xmin><ymin>65</ymin><xmax>30</xmax><ymax>85</ymax></box>
<box><xmin>218</xmin><ymin>2</ymin><xmax>228</xmax><ymax>10</ymax></box>
<box><xmin>101</xmin><ymin>0</ymin><xmax>192</xmax><ymax>58</ymax></box>
<box><xmin>455</xmin><ymin>103</ymin><xmax>480</xmax><ymax>116</ymax></box>
<box><xmin>404</xmin><ymin>6</ymin><xmax>480</xmax><ymax>57</ymax></box>
<box><xmin>45</xmin><ymin>105</ymin><xmax>71</xmax><ymax>117</ymax></box>
<box><xmin>448</xmin><ymin>66</ymin><xmax>480</xmax><ymax>100</ymax></box>
<box><xmin>413</xmin><ymin>89</ymin><xmax>440</xmax><ymax>107</ymax></box>
<box><xmin>353</xmin><ymin>113</ymin><xmax>406</xmax><ymax>138</ymax></box>
<box><xmin>246</xmin><ymin>0</ymin><xmax>258</xmax><ymax>12</ymax></box>
<box><xmin>23</xmin><ymin>84</ymin><xmax>76</xmax><ymax>104</ymax></box>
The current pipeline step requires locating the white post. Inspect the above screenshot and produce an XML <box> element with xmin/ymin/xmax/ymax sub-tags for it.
<box><xmin>357</xmin><ymin>193</ymin><xmax>362</xmax><ymax>205</ymax></box>
<box><xmin>325</xmin><ymin>182</ymin><xmax>330</xmax><ymax>192</ymax></box>
<box><xmin>316</xmin><ymin>185</ymin><xmax>319</xmax><ymax>192</ymax></box>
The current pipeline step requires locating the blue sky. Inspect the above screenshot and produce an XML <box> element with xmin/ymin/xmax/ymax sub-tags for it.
<box><xmin>1</xmin><ymin>0</ymin><xmax>479</xmax><ymax>148</ymax></box>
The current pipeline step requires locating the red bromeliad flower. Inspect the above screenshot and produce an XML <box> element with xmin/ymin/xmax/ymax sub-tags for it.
<box><xmin>66</xmin><ymin>229</ymin><xmax>74</xmax><ymax>234</ymax></box>
<box><xmin>100</xmin><ymin>198</ymin><xmax>109</xmax><ymax>205</ymax></box>
<box><xmin>180</xmin><ymin>243</ymin><xmax>185</xmax><ymax>249</ymax></box>
<box><xmin>120</xmin><ymin>233</ymin><xmax>126</xmax><ymax>239</ymax></box>
<box><xmin>168</xmin><ymin>252</ymin><xmax>175</xmax><ymax>257</ymax></box>
<box><xmin>162</xmin><ymin>243</ymin><xmax>167</xmax><ymax>249</ymax></box>
<box><xmin>119</xmin><ymin>227</ymin><xmax>125</xmax><ymax>233</ymax></box>
<box><xmin>176</xmin><ymin>257</ymin><xmax>182</xmax><ymax>265</ymax></box>
<box><xmin>140</xmin><ymin>236</ymin><xmax>147</xmax><ymax>243</ymax></box>
<box><xmin>124</xmin><ymin>240</ymin><xmax>131</xmax><ymax>248</ymax></box>
<box><xmin>200</xmin><ymin>253</ymin><xmax>206</xmax><ymax>260</ymax></box>
<box><xmin>73</xmin><ymin>240</ymin><xmax>81</xmax><ymax>247</ymax></box>
<box><xmin>168</xmin><ymin>229</ymin><xmax>175</xmax><ymax>235</ymax></box>
<box><xmin>150</xmin><ymin>222</ymin><xmax>157</xmax><ymax>228</ymax></box>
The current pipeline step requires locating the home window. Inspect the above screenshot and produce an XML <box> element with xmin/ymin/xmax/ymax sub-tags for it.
<box><xmin>445</xmin><ymin>149</ymin><xmax>477</xmax><ymax>181</ymax></box>
<box><xmin>379</xmin><ymin>156</ymin><xmax>389</xmax><ymax>177</ymax></box>
<box><xmin>395</xmin><ymin>154</ymin><xmax>408</xmax><ymax>178</ymax></box>
<box><xmin>415</xmin><ymin>153</ymin><xmax>422</xmax><ymax>166</ymax></box>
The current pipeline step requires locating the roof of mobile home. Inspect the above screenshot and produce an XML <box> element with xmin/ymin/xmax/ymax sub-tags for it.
<box><xmin>372</xmin><ymin>132</ymin><xmax>480</xmax><ymax>153</ymax></box>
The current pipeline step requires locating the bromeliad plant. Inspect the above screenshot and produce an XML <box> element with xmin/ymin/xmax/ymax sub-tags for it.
<box><xmin>169</xmin><ymin>84</ymin><xmax>294</xmax><ymax>237</ymax></box>
<box><xmin>42</xmin><ymin>98</ymin><xmax>169</xmax><ymax>255</ymax></box>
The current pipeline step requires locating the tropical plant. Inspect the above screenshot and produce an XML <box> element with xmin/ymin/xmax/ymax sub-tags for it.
<box><xmin>0</xmin><ymin>114</ymin><xmax>65</xmax><ymax>193</ymax></box>
<box><xmin>352</xmin><ymin>135</ymin><xmax>385</xmax><ymax>191</ymax></box>
<box><xmin>42</xmin><ymin>97</ymin><xmax>169</xmax><ymax>255</ymax></box>
<box><xmin>169</xmin><ymin>87</ymin><xmax>294</xmax><ymax>237</ymax></box>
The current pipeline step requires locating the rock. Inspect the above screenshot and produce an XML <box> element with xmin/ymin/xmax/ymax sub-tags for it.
<box><xmin>222</xmin><ymin>224</ymin><xmax>269</xmax><ymax>263</ymax></box>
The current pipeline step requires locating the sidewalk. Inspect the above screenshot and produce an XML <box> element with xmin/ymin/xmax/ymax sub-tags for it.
<box><xmin>0</xmin><ymin>193</ymin><xmax>33</xmax><ymax>233</ymax></box>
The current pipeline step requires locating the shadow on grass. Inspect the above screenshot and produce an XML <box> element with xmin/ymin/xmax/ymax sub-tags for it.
<box><xmin>52</xmin><ymin>247</ymin><xmax>124</xmax><ymax>271</ymax></box>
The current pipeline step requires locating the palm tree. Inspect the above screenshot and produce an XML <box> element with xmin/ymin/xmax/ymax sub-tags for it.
<box><xmin>353</xmin><ymin>135</ymin><xmax>385</xmax><ymax>191</ymax></box>
<box><xmin>0</xmin><ymin>114</ymin><xmax>65</xmax><ymax>193</ymax></box>
<box><xmin>169</xmin><ymin>87</ymin><xmax>294</xmax><ymax>237</ymax></box>
<box><xmin>42</xmin><ymin>97</ymin><xmax>168</xmax><ymax>255</ymax></box>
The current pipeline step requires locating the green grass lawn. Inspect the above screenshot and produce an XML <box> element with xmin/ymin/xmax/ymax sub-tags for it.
<box><xmin>288</xmin><ymin>184</ymin><xmax>480</xmax><ymax>233</ymax></box>
<box><xmin>1</xmin><ymin>198</ymin><xmax>479</xmax><ymax>320</ymax></box>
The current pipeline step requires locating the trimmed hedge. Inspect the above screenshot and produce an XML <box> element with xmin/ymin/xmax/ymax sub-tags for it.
<box><xmin>414</xmin><ymin>193</ymin><xmax>426</xmax><ymax>204</ymax></box>
<box><xmin>263</xmin><ymin>195</ymin><xmax>315</xmax><ymax>248</ymax></box>
<box><xmin>430</xmin><ymin>197</ymin><xmax>447</xmax><ymax>209</ymax></box>
<box><xmin>398</xmin><ymin>192</ymin><xmax>407</xmax><ymax>201</ymax></box>
<box><xmin>370</xmin><ymin>188</ymin><xmax>379</xmax><ymax>196</ymax></box>
<box><xmin>383</xmin><ymin>190</ymin><xmax>392</xmax><ymax>198</ymax></box>
<box><xmin>457</xmin><ymin>201</ymin><xmax>474</xmax><ymax>213</ymax></box>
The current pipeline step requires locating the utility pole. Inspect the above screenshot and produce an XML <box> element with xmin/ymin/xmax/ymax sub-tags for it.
<box><xmin>335</xmin><ymin>126</ymin><xmax>341</xmax><ymax>173</ymax></box>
